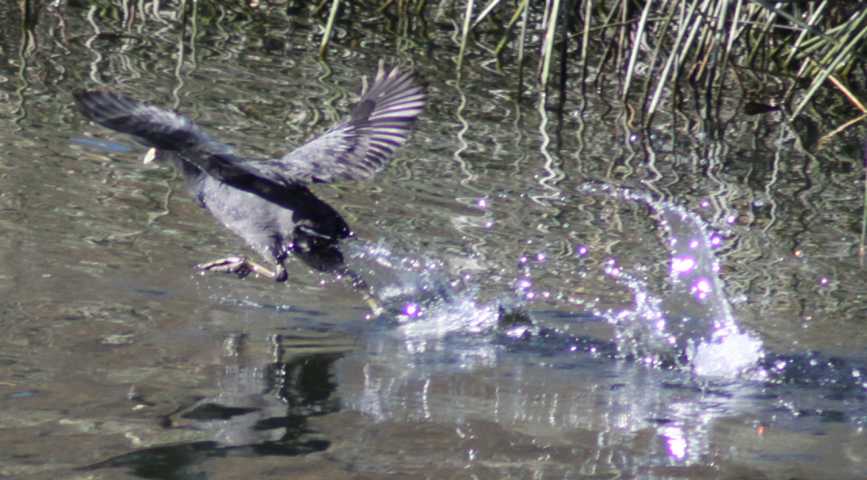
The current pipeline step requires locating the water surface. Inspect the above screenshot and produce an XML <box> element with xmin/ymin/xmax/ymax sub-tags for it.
<box><xmin>1</xmin><ymin>4</ymin><xmax>865</xmax><ymax>479</ymax></box>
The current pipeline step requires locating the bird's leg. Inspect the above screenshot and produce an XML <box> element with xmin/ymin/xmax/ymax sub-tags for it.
<box><xmin>273</xmin><ymin>252</ymin><xmax>289</xmax><ymax>282</ymax></box>
<box><xmin>197</xmin><ymin>256</ymin><xmax>280</xmax><ymax>280</ymax></box>
<box><xmin>199</xmin><ymin>249</ymin><xmax>382</xmax><ymax>317</ymax></box>
<box><xmin>335</xmin><ymin>266</ymin><xmax>384</xmax><ymax>318</ymax></box>
<box><xmin>291</xmin><ymin>244</ymin><xmax>383</xmax><ymax>317</ymax></box>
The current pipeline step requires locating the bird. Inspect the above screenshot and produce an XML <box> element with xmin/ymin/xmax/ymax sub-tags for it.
<box><xmin>75</xmin><ymin>62</ymin><xmax>426</xmax><ymax>310</ymax></box>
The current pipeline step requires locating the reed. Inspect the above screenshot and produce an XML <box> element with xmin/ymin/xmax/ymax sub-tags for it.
<box><xmin>37</xmin><ymin>0</ymin><xmax>867</xmax><ymax>128</ymax></box>
<box><xmin>318</xmin><ymin>1</ymin><xmax>866</xmax><ymax>136</ymax></box>
<box><xmin>15</xmin><ymin>0</ymin><xmax>867</xmax><ymax>137</ymax></box>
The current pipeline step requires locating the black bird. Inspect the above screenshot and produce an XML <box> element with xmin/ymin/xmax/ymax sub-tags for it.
<box><xmin>75</xmin><ymin>63</ymin><xmax>425</xmax><ymax>308</ymax></box>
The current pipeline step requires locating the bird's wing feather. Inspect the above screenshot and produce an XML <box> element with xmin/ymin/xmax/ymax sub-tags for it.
<box><xmin>271</xmin><ymin>63</ymin><xmax>426</xmax><ymax>183</ymax></box>
<box><xmin>74</xmin><ymin>90</ymin><xmax>299</xmax><ymax>197</ymax></box>
<box><xmin>74</xmin><ymin>90</ymin><xmax>219</xmax><ymax>152</ymax></box>
<box><xmin>75</xmin><ymin>61</ymin><xmax>425</xmax><ymax>192</ymax></box>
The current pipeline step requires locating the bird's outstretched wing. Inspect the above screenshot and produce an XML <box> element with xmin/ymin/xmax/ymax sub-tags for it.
<box><xmin>74</xmin><ymin>90</ymin><xmax>220</xmax><ymax>152</ymax></box>
<box><xmin>269</xmin><ymin>63</ymin><xmax>426</xmax><ymax>183</ymax></box>
<box><xmin>75</xmin><ymin>62</ymin><xmax>424</xmax><ymax>191</ymax></box>
<box><xmin>75</xmin><ymin>90</ymin><xmax>300</xmax><ymax>197</ymax></box>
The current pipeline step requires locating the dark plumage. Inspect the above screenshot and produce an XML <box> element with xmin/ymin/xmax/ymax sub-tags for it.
<box><xmin>75</xmin><ymin>63</ymin><xmax>425</xmax><ymax>288</ymax></box>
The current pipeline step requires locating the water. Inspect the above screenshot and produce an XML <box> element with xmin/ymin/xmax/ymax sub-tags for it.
<box><xmin>1</xmin><ymin>3</ymin><xmax>866</xmax><ymax>479</ymax></box>
<box><xmin>580</xmin><ymin>184</ymin><xmax>764</xmax><ymax>377</ymax></box>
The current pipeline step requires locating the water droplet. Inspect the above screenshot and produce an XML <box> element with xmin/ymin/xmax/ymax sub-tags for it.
<box><xmin>691</xmin><ymin>278</ymin><xmax>712</xmax><ymax>300</ymax></box>
<box><xmin>671</xmin><ymin>256</ymin><xmax>696</xmax><ymax>275</ymax></box>
<box><xmin>404</xmin><ymin>303</ymin><xmax>420</xmax><ymax>317</ymax></box>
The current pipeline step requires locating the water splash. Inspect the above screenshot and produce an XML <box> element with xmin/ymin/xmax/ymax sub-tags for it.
<box><xmin>582</xmin><ymin>183</ymin><xmax>764</xmax><ymax>378</ymax></box>
<box><xmin>345</xmin><ymin>241</ymin><xmax>501</xmax><ymax>340</ymax></box>
<box><xmin>345</xmin><ymin>180</ymin><xmax>762</xmax><ymax>379</ymax></box>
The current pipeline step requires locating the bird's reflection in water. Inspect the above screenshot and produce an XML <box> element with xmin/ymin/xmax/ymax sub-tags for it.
<box><xmin>85</xmin><ymin>333</ymin><xmax>347</xmax><ymax>479</ymax></box>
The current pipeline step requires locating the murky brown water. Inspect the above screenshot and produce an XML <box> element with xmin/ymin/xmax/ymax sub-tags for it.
<box><xmin>1</xmin><ymin>3</ymin><xmax>866</xmax><ymax>479</ymax></box>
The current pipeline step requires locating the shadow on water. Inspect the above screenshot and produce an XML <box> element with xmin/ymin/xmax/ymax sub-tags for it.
<box><xmin>84</xmin><ymin>348</ymin><xmax>341</xmax><ymax>479</ymax></box>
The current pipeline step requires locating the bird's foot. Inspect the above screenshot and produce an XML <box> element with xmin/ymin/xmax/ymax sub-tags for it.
<box><xmin>197</xmin><ymin>256</ymin><xmax>277</xmax><ymax>280</ymax></box>
<box><xmin>335</xmin><ymin>267</ymin><xmax>384</xmax><ymax>318</ymax></box>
